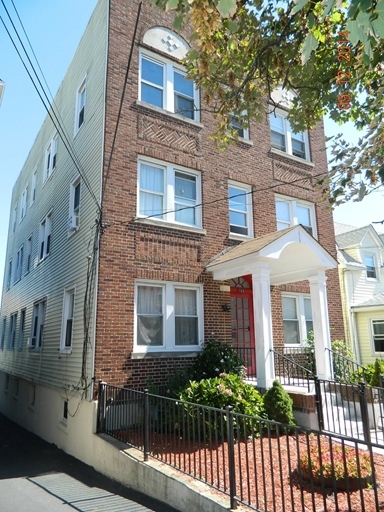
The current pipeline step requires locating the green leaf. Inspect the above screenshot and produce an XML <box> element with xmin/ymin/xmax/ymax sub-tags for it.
<box><xmin>345</xmin><ymin>19</ymin><xmax>361</xmax><ymax>45</ymax></box>
<box><xmin>323</xmin><ymin>0</ymin><xmax>336</xmax><ymax>17</ymax></box>
<box><xmin>301</xmin><ymin>32</ymin><xmax>319</xmax><ymax>65</ymax></box>
<box><xmin>227</xmin><ymin>20</ymin><xmax>239</xmax><ymax>33</ymax></box>
<box><xmin>292</xmin><ymin>0</ymin><xmax>309</xmax><ymax>15</ymax></box>
<box><xmin>173</xmin><ymin>14</ymin><xmax>184</xmax><ymax>31</ymax></box>
<box><xmin>216</xmin><ymin>0</ymin><xmax>237</xmax><ymax>18</ymax></box>
<box><xmin>372</xmin><ymin>0</ymin><xmax>384</xmax><ymax>38</ymax></box>
<box><xmin>166</xmin><ymin>0</ymin><xmax>179</xmax><ymax>10</ymax></box>
<box><xmin>308</xmin><ymin>12</ymin><xmax>315</xmax><ymax>29</ymax></box>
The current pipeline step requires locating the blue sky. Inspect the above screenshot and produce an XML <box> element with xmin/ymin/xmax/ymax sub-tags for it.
<box><xmin>0</xmin><ymin>0</ymin><xmax>383</xmax><ymax>298</ymax></box>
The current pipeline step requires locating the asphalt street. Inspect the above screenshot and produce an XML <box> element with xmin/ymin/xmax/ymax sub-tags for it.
<box><xmin>0</xmin><ymin>413</ymin><xmax>180</xmax><ymax>512</ymax></box>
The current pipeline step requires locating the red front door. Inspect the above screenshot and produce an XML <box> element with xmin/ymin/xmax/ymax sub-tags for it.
<box><xmin>230</xmin><ymin>277</ymin><xmax>256</xmax><ymax>376</ymax></box>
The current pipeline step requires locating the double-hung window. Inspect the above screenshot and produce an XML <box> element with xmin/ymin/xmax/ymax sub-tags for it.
<box><xmin>12</xmin><ymin>204</ymin><xmax>17</xmax><ymax>234</ymax></box>
<box><xmin>39</xmin><ymin>213</ymin><xmax>52</xmax><ymax>260</ymax></box>
<box><xmin>229</xmin><ymin>116</ymin><xmax>249</xmax><ymax>139</ymax></box>
<box><xmin>25</xmin><ymin>235</ymin><xmax>32</xmax><ymax>274</ymax></box>
<box><xmin>68</xmin><ymin>178</ymin><xmax>81</xmax><ymax>232</ymax></box>
<box><xmin>270</xmin><ymin>110</ymin><xmax>309</xmax><ymax>160</ymax></box>
<box><xmin>30</xmin><ymin>170</ymin><xmax>37</xmax><ymax>206</ymax></box>
<box><xmin>282</xmin><ymin>294</ymin><xmax>313</xmax><ymax>345</ymax></box>
<box><xmin>8</xmin><ymin>313</ymin><xmax>17</xmax><ymax>350</ymax></box>
<box><xmin>275</xmin><ymin>196</ymin><xmax>316</xmax><ymax>237</ymax></box>
<box><xmin>372</xmin><ymin>320</ymin><xmax>384</xmax><ymax>353</ymax></box>
<box><xmin>61</xmin><ymin>288</ymin><xmax>75</xmax><ymax>351</ymax></box>
<box><xmin>75</xmin><ymin>80</ymin><xmax>86</xmax><ymax>132</ymax></box>
<box><xmin>30</xmin><ymin>300</ymin><xmax>46</xmax><ymax>349</ymax></box>
<box><xmin>6</xmin><ymin>259</ymin><xmax>12</xmax><ymax>290</ymax></box>
<box><xmin>140</xmin><ymin>52</ymin><xmax>199</xmax><ymax>121</ymax></box>
<box><xmin>138</xmin><ymin>158</ymin><xmax>201</xmax><ymax>228</ymax></box>
<box><xmin>45</xmin><ymin>134</ymin><xmax>58</xmax><ymax>181</ymax></box>
<box><xmin>15</xmin><ymin>245</ymin><xmax>23</xmax><ymax>283</ymax></box>
<box><xmin>228</xmin><ymin>182</ymin><xmax>253</xmax><ymax>237</ymax></box>
<box><xmin>1</xmin><ymin>318</ymin><xmax>6</xmax><ymax>350</ymax></box>
<box><xmin>136</xmin><ymin>281</ymin><xmax>202</xmax><ymax>351</ymax></box>
<box><xmin>20</xmin><ymin>187</ymin><xmax>28</xmax><ymax>221</ymax></box>
<box><xmin>364</xmin><ymin>254</ymin><xmax>377</xmax><ymax>280</ymax></box>
<box><xmin>18</xmin><ymin>309</ymin><xmax>26</xmax><ymax>351</ymax></box>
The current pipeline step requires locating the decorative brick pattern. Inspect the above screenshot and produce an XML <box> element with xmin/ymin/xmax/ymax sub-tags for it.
<box><xmin>273</xmin><ymin>160</ymin><xmax>313</xmax><ymax>189</ymax></box>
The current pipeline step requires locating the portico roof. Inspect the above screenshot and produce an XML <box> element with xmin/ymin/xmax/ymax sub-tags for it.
<box><xmin>206</xmin><ymin>225</ymin><xmax>337</xmax><ymax>285</ymax></box>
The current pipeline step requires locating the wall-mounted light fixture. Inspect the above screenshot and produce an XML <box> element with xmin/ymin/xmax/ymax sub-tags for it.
<box><xmin>221</xmin><ymin>304</ymin><xmax>231</xmax><ymax>312</ymax></box>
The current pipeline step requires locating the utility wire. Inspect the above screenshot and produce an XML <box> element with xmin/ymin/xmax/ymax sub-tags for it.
<box><xmin>0</xmin><ymin>4</ymin><xmax>100</xmax><ymax>212</ymax></box>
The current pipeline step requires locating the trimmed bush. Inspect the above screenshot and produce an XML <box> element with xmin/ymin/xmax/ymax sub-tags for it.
<box><xmin>263</xmin><ymin>380</ymin><xmax>296</xmax><ymax>426</ymax></box>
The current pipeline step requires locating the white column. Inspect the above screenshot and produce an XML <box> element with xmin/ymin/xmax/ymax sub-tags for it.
<box><xmin>308</xmin><ymin>271</ymin><xmax>333</xmax><ymax>379</ymax></box>
<box><xmin>251</xmin><ymin>262</ymin><xmax>275</xmax><ymax>389</ymax></box>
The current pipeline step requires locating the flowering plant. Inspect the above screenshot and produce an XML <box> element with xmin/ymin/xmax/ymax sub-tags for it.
<box><xmin>299</xmin><ymin>436</ymin><xmax>372</xmax><ymax>483</ymax></box>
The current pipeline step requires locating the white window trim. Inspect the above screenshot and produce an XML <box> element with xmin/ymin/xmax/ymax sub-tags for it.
<box><xmin>1</xmin><ymin>318</ymin><xmax>6</xmax><ymax>350</ymax></box>
<box><xmin>364</xmin><ymin>252</ymin><xmax>378</xmax><ymax>281</ymax></box>
<box><xmin>134</xmin><ymin>280</ymin><xmax>204</xmax><ymax>353</ymax></box>
<box><xmin>229</xmin><ymin>115</ymin><xmax>249</xmax><ymax>140</ymax></box>
<box><xmin>139</xmin><ymin>50</ymin><xmax>200</xmax><ymax>122</ymax></box>
<box><xmin>39</xmin><ymin>212</ymin><xmax>52</xmax><ymax>261</ymax></box>
<box><xmin>68</xmin><ymin>177</ymin><xmax>81</xmax><ymax>234</ymax></box>
<box><xmin>269</xmin><ymin>108</ymin><xmax>310</xmax><ymax>161</ymax></box>
<box><xmin>282</xmin><ymin>293</ymin><xmax>313</xmax><ymax>347</ymax></box>
<box><xmin>14</xmin><ymin>245</ymin><xmax>24</xmax><ymax>283</ymax></box>
<box><xmin>20</xmin><ymin>187</ymin><xmax>28</xmax><ymax>221</ymax></box>
<box><xmin>371</xmin><ymin>319</ymin><xmax>384</xmax><ymax>355</ymax></box>
<box><xmin>137</xmin><ymin>156</ymin><xmax>202</xmax><ymax>229</ymax></box>
<box><xmin>44</xmin><ymin>133</ymin><xmax>58</xmax><ymax>182</ymax></box>
<box><xmin>275</xmin><ymin>194</ymin><xmax>317</xmax><ymax>238</ymax></box>
<box><xmin>29</xmin><ymin>300</ymin><xmax>46</xmax><ymax>350</ymax></box>
<box><xmin>6</xmin><ymin>259</ymin><xmax>12</xmax><ymax>290</ymax></box>
<box><xmin>228</xmin><ymin>181</ymin><xmax>253</xmax><ymax>238</ymax></box>
<box><xmin>25</xmin><ymin>235</ymin><xmax>32</xmax><ymax>275</ymax></box>
<box><xmin>60</xmin><ymin>286</ymin><xmax>75</xmax><ymax>353</ymax></box>
<box><xmin>74</xmin><ymin>78</ymin><xmax>86</xmax><ymax>135</ymax></box>
<box><xmin>12</xmin><ymin>204</ymin><xmax>17</xmax><ymax>234</ymax></box>
<box><xmin>30</xmin><ymin>169</ymin><xmax>37</xmax><ymax>207</ymax></box>
<box><xmin>18</xmin><ymin>309</ymin><xmax>26</xmax><ymax>351</ymax></box>
<box><xmin>8</xmin><ymin>312</ymin><xmax>17</xmax><ymax>350</ymax></box>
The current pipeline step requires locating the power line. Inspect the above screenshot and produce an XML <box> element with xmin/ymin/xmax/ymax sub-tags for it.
<box><xmin>0</xmin><ymin>3</ymin><xmax>101</xmax><ymax>213</ymax></box>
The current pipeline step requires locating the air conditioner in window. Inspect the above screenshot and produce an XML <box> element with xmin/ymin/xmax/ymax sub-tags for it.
<box><xmin>68</xmin><ymin>215</ymin><xmax>79</xmax><ymax>231</ymax></box>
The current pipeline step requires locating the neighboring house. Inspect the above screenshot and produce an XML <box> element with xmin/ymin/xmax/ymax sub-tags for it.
<box><xmin>335</xmin><ymin>222</ymin><xmax>384</xmax><ymax>365</ymax></box>
<box><xmin>0</xmin><ymin>0</ymin><xmax>344</xmax><ymax>467</ymax></box>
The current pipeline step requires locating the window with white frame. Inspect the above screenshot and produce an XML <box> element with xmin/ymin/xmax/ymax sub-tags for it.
<box><xmin>228</xmin><ymin>182</ymin><xmax>253</xmax><ymax>236</ymax></box>
<box><xmin>68</xmin><ymin>178</ymin><xmax>81</xmax><ymax>232</ymax></box>
<box><xmin>61</xmin><ymin>288</ymin><xmax>75</xmax><ymax>351</ymax></box>
<box><xmin>75</xmin><ymin>80</ymin><xmax>86</xmax><ymax>132</ymax></box>
<box><xmin>270</xmin><ymin>110</ymin><xmax>309</xmax><ymax>160</ymax></box>
<box><xmin>20</xmin><ymin>187</ymin><xmax>28</xmax><ymax>221</ymax></box>
<box><xmin>39</xmin><ymin>213</ymin><xmax>52</xmax><ymax>260</ymax></box>
<box><xmin>30</xmin><ymin>300</ymin><xmax>46</xmax><ymax>349</ymax></box>
<box><xmin>6</xmin><ymin>259</ymin><xmax>12</xmax><ymax>290</ymax></box>
<box><xmin>282</xmin><ymin>294</ymin><xmax>313</xmax><ymax>345</ymax></box>
<box><xmin>136</xmin><ymin>281</ymin><xmax>202</xmax><ymax>351</ymax></box>
<box><xmin>1</xmin><ymin>318</ymin><xmax>5</xmax><ymax>350</ymax></box>
<box><xmin>364</xmin><ymin>254</ymin><xmax>377</xmax><ymax>280</ymax></box>
<box><xmin>139</xmin><ymin>51</ymin><xmax>199</xmax><ymax>121</ymax></box>
<box><xmin>45</xmin><ymin>134</ymin><xmax>58</xmax><ymax>181</ymax></box>
<box><xmin>25</xmin><ymin>235</ymin><xmax>32</xmax><ymax>274</ymax></box>
<box><xmin>138</xmin><ymin>158</ymin><xmax>201</xmax><ymax>227</ymax></box>
<box><xmin>8</xmin><ymin>313</ymin><xmax>17</xmax><ymax>350</ymax></box>
<box><xmin>18</xmin><ymin>309</ymin><xmax>26</xmax><ymax>351</ymax></box>
<box><xmin>372</xmin><ymin>320</ymin><xmax>384</xmax><ymax>353</ymax></box>
<box><xmin>12</xmin><ymin>204</ymin><xmax>17</xmax><ymax>234</ymax></box>
<box><xmin>30</xmin><ymin>170</ymin><xmax>37</xmax><ymax>206</ymax></box>
<box><xmin>229</xmin><ymin>116</ymin><xmax>249</xmax><ymax>139</ymax></box>
<box><xmin>275</xmin><ymin>196</ymin><xmax>316</xmax><ymax>237</ymax></box>
<box><xmin>14</xmin><ymin>245</ymin><xmax>23</xmax><ymax>283</ymax></box>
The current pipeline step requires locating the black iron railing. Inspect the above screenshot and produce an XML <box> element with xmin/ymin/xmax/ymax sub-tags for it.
<box><xmin>325</xmin><ymin>347</ymin><xmax>367</xmax><ymax>383</ymax></box>
<box><xmin>97</xmin><ymin>381</ymin><xmax>382</xmax><ymax>512</ymax></box>
<box><xmin>271</xmin><ymin>349</ymin><xmax>315</xmax><ymax>391</ymax></box>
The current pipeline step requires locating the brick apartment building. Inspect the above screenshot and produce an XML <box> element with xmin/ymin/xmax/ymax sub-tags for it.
<box><xmin>0</xmin><ymin>0</ymin><xmax>343</xmax><ymax>462</ymax></box>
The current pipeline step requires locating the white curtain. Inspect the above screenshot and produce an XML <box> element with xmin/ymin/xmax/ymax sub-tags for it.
<box><xmin>175</xmin><ymin>289</ymin><xmax>198</xmax><ymax>345</ymax></box>
<box><xmin>139</xmin><ymin>164</ymin><xmax>164</xmax><ymax>217</ymax></box>
<box><xmin>137</xmin><ymin>286</ymin><xmax>163</xmax><ymax>346</ymax></box>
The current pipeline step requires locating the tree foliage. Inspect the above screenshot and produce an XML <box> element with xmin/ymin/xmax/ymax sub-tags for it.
<box><xmin>150</xmin><ymin>0</ymin><xmax>384</xmax><ymax>205</ymax></box>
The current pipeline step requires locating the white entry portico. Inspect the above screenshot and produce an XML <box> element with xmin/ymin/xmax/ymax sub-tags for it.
<box><xmin>206</xmin><ymin>225</ymin><xmax>337</xmax><ymax>389</ymax></box>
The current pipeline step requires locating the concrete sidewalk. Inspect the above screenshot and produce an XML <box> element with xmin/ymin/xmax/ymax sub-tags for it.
<box><xmin>0</xmin><ymin>413</ymin><xmax>180</xmax><ymax>512</ymax></box>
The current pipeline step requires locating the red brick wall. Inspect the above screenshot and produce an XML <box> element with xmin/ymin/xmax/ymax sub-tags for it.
<box><xmin>94</xmin><ymin>0</ymin><xmax>344</xmax><ymax>388</ymax></box>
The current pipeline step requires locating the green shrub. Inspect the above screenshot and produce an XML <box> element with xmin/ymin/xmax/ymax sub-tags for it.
<box><xmin>263</xmin><ymin>380</ymin><xmax>296</xmax><ymax>426</ymax></box>
<box><xmin>179</xmin><ymin>373</ymin><xmax>265</xmax><ymax>439</ymax></box>
<box><xmin>189</xmin><ymin>339</ymin><xmax>246</xmax><ymax>381</ymax></box>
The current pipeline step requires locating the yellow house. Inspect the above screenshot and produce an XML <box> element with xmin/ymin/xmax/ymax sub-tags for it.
<box><xmin>336</xmin><ymin>223</ymin><xmax>384</xmax><ymax>365</ymax></box>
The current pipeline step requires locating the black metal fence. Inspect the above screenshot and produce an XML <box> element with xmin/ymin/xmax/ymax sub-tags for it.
<box><xmin>97</xmin><ymin>381</ymin><xmax>382</xmax><ymax>512</ymax></box>
<box><xmin>272</xmin><ymin>348</ymin><xmax>315</xmax><ymax>391</ymax></box>
<box><xmin>325</xmin><ymin>347</ymin><xmax>367</xmax><ymax>383</ymax></box>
